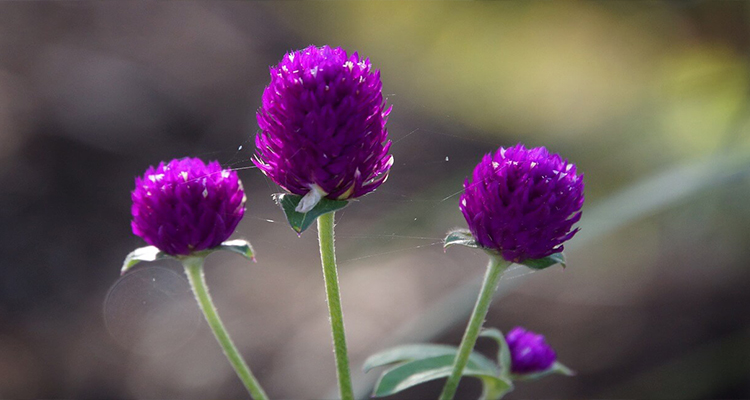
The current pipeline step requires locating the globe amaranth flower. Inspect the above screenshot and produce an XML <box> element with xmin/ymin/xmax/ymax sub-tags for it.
<box><xmin>506</xmin><ymin>327</ymin><xmax>557</xmax><ymax>374</ymax></box>
<box><xmin>459</xmin><ymin>144</ymin><xmax>584</xmax><ymax>262</ymax></box>
<box><xmin>131</xmin><ymin>158</ymin><xmax>246</xmax><ymax>256</ymax></box>
<box><xmin>254</xmin><ymin>45</ymin><xmax>393</xmax><ymax>212</ymax></box>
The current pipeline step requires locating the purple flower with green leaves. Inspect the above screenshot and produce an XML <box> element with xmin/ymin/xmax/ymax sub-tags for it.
<box><xmin>131</xmin><ymin>158</ymin><xmax>246</xmax><ymax>256</ymax></box>
<box><xmin>506</xmin><ymin>327</ymin><xmax>557</xmax><ymax>374</ymax></box>
<box><xmin>254</xmin><ymin>45</ymin><xmax>393</xmax><ymax>212</ymax></box>
<box><xmin>125</xmin><ymin>157</ymin><xmax>266</xmax><ymax>399</ymax></box>
<box><xmin>460</xmin><ymin>144</ymin><xmax>584</xmax><ymax>262</ymax></box>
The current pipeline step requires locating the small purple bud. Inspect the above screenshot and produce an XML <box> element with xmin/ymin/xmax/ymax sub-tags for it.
<box><xmin>130</xmin><ymin>158</ymin><xmax>246</xmax><ymax>256</ymax></box>
<box><xmin>254</xmin><ymin>45</ymin><xmax>393</xmax><ymax>209</ymax></box>
<box><xmin>506</xmin><ymin>327</ymin><xmax>557</xmax><ymax>374</ymax></box>
<box><xmin>459</xmin><ymin>144</ymin><xmax>584</xmax><ymax>263</ymax></box>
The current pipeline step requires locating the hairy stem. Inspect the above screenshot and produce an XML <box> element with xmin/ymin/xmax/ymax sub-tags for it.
<box><xmin>439</xmin><ymin>256</ymin><xmax>511</xmax><ymax>400</ymax></box>
<box><xmin>183</xmin><ymin>257</ymin><xmax>269</xmax><ymax>400</ymax></box>
<box><xmin>317</xmin><ymin>212</ymin><xmax>354</xmax><ymax>400</ymax></box>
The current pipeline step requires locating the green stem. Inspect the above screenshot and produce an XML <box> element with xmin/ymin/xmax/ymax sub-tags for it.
<box><xmin>439</xmin><ymin>256</ymin><xmax>511</xmax><ymax>400</ymax></box>
<box><xmin>182</xmin><ymin>257</ymin><xmax>269</xmax><ymax>400</ymax></box>
<box><xmin>317</xmin><ymin>212</ymin><xmax>354</xmax><ymax>400</ymax></box>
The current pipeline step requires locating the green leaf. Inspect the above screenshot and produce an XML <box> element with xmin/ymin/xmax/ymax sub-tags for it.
<box><xmin>480</xmin><ymin>375</ymin><xmax>514</xmax><ymax>400</ymax></box>
<box><xmin>121</xmin><ymin>246</ymin><xmax>171</xmax><ymax>275</ymax></box>
<box><xmin>216</xmin><ymin>239</ymin><xmax>256</xmax><ymax>262</ymax></box>
<box><xmin>444</xmin><ymin>229</ymin><xmax>479</xmax><ymax>250</ymax></box>
<box><xmin>372</xmin><ymin>354</ymin><xmax>509</xmax><ymax>397</ymax></box>
<box><xmin>479</xmin><ymin>328</ymin><xmax>512</xmax><ymax>377</ymax></box>
<box><xmin>552</xmin><ymin>362</ymin><xmax>575</xmax><ymax>376</ymax></box>
<box><xmin>520</xmin><ymin>252</ymin><xmax>566</xmax><ymax>270</ymax></box>
<box><xmin>273</xmin><ymin>193</ymin><xmax>348</xmax><ymax>234</ymax></box>
<box><xmin>364</xmin><ymin>344</ymin><xmax>496</xmax><ymax>373</ymax></box>
<box><xmin>512</xmin><ymin>361</ymin><xmax>575</xmax><ymax>381</ymax></box>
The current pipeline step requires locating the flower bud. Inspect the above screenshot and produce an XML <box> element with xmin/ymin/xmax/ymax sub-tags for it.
<box><xmin>506</xmin><ymin>326</ymin><xmax>557</xmax><ymax>374</ymax></box>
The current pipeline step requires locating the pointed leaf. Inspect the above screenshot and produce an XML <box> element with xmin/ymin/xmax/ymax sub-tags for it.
<box><xmin>479</xmin><ymin>328</ymin><xmax>512</xmax><ymax>377</ymax></box>
<box><xmin>480</xmin><ymin>375</ymin><xmax>514</xmax><ymax>400</ymax></box>
<box><xmin>552</xmin><ymin>361</ymin><xmax>576</xmax><ymax>376</ymax></box>
<box><xmin>364</xmin><ymin>344</ymin><xmax>496</xmax><ymax>373</ymax></box>
<box><xmin>372</xmin><ymin>354</ymin><xmax>507</xmax><ymax>397</ymax></box>
<box><xmin>512</xmin><ymin>361</ymin><xmax>575</xmax><ymax>381</ymax></box>
<box><xmin>274</xmin><ymin>193</ymin><xmax>348</xmax><ymax>234</ymax></box>
<box><xmin>520</xmin><ymin>252</ymin><xmax>566</xmax><ymax>270</ymax></box>
<box><xmin>121</xmin><ymin>246</ymin><xmax>170</xmax><ymax>275</ymax></box>
<box><xmin>217</xmin><ymin>239</ymin><xmax>256</xmax><ymax>262</ymax></box>
<box><xmin>444</xmin><ymin>229</ymin><xmax>479</xmax><ymax>250</ymax></box>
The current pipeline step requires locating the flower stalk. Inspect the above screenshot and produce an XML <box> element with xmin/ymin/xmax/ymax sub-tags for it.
<box><xmin>182</xmin><ymin>256</ymin><xmax>269</xmax><ymax>400</ymax></box>
<box><xmin>439</xmin><ymin>256</ymin><xmax>511</xmax><ymax>400</ymax></box>
<box><xmin>317</xmin><ymin>212</ymin><xmax>354</xmax><ymax>400</ymax></box>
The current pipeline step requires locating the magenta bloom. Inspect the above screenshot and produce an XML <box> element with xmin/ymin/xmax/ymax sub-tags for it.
<box><xmin>506</xmin><ymin>327</ymin><xmax>557</xmax><ymax>374</ymax></box>
<box><xmin>254</xmin><ymin>45</ymin><xmax>393</xmax><ymax>206</ymax></box>
<box><xmin>459</xmin><ymin>144</ymin><xmax>584</xmax><ymax>262</ymax></box>
<box><xmin>131</xmin><ymin>158</ymin><xmax>246</xmax><ymax>256</ymax></box>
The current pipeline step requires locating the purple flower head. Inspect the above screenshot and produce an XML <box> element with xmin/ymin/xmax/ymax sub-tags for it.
<box><xmin>459</xmin><ymin>144</ymin><xmax>584</xmax><ymax>262</ymax></box>
<box><xmin>254</xmin><ymin>45</ymin><xmax>393</xmax><ymax>211</ymax></box>
<box><xmin>506</xmin><ymin>327</ymin><xmax>557</xmax><ymax>374</ymax></box>
<box><xmin>131</xmin><ymin>158</ymin><xmax>246</xmax><ymax>256</ymax></box>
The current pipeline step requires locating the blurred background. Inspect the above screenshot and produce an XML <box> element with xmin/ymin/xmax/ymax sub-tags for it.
<box><xmin>1</xmin><ymin>1</ymin><xmax>750</xmax><ymax>399</ymax></box>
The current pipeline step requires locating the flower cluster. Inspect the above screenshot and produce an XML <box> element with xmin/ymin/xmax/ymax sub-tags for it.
<box><xmin>506</xmin><ymin>326</ymin><xmax>557</xmax><ymax>374</ymax></box>
<box><xmin>124</xmin><ymin>45</ymin><xmax>581</xmax><ymax>400</ymax></box>
<box><xmin>131</xmin><ymin>158</ymin><xmax>246</xmax><ymax>256</ymax></box>
<box><xmin>460</xmin><ymin>144</ymin><xmax>584</xmax><ymax>262</ymax></box>
<box><xmin>254</xmin><ymin>45</ymin><xmax>393</xmax><ymax>206</ymax></box>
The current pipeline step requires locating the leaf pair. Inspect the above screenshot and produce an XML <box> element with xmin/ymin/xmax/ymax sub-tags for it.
<box><xmin>121</xmin><ymin>239</ymin><xmax>255</xmax><ymax>274</ymax></box>
<box><xmin>444</xmin><ymin>229</ymin><xmax>567</xmax><ymax>270</ymax></box>
<box><xmin>365</xmin><ymin>328</ymin><xmax>574</xmax><ymax>399</ymax></box>
<box><xmin>363</xmin><ymin>343</ymin><xmax>511</xmax><ymax>399</ymax></box>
